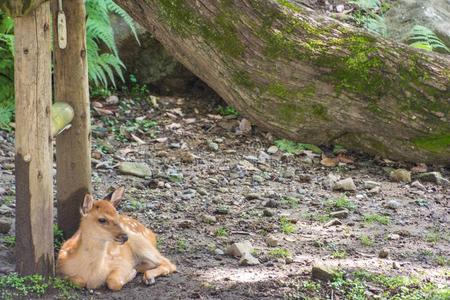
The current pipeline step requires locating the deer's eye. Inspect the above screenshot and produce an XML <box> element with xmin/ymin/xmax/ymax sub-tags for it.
<box><xmin>98</xmin><ymin>218</ymin><xmax>107</xmax><ymax>224</ymax></box>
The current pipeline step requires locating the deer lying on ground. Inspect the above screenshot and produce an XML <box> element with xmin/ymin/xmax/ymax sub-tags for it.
<box><xmin>56</xmin><ymin>187</ymin><xmax>176</xmax><ymax>291</ymax></box>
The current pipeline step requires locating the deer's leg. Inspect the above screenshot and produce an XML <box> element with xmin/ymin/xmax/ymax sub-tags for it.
<box><xmin>106</xmin><ymin>268</ymin><xmax>137</xmax><ymax>291</ymax></box>
<box><xmin>140</xmin><ymin>256</ymin><xmax>176</xmax><ymax>285</ymax></box>
<box><xmin>67</xmin><ymin>275</ymin><xmax>86</xmax><ymax>288</ymax></box>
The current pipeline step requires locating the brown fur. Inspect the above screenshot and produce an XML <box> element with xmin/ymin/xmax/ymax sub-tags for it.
<box><xmin>56</xmin><ymin>188</ymin><xmax>176</xmax><ymax>291</ymax></box>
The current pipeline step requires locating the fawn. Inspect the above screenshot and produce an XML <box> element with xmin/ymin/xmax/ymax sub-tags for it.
<box><xmin>56</xmin><ymin>187</ymin><xmax>176</xmax><ymax>290</ymax></box>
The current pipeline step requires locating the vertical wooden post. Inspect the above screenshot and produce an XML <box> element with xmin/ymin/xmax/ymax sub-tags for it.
<box><xmin>14</xmin><ymin>1</ymin><xmax>54</xmax><ymax>276</ymax></box>
<box><xmin>52</xmin><ymin>0</ymin><xmax>92</xmax><ymax>238</ymax></box>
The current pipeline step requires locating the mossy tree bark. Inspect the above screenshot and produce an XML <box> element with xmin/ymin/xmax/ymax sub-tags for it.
<box><xmin>116</xmin><ymin>0</ymin><xmax>450</xmax><ymax>164</ymax></box>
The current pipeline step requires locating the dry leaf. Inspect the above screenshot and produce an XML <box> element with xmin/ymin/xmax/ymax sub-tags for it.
<box><xmin>321</xmin><ymin>156</ymin><xmax>338</xmax><ymax>167</ymax></box>
<box><xmin>337</xmin><ymin>154</ymin><xmax>354</xmax><ymax>164</ymax></box>
<box><xmin>239</xmin><ymin>118</ymin><xmax>252</xmax><ymax>133</ymax></box>
<box><xmin>130</xmin><ymin>133</ymin><xmax>145</xmax><ymax>145</ymax></box>
<box><xmin>93</xmin><ymin>106</ymin><xmax>114</xmax><ymax>115</ymax></box>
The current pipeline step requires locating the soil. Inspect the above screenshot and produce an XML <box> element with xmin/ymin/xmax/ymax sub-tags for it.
<box><xmin>0</xmin><ymin>89</ymin><xmax>449</xmax><ymax>299</ymax></box>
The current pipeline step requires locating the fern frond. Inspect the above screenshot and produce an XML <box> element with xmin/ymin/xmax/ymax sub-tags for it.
<box><xmin>408</xmin><ymin>25</ymin><xmax>450</xmax><ymax>53</ymax></box>
<box><xmin>349</xmin><ymin>0</ymin><xmax>381</xmax><ymax>10</ymax></box>
<box><xmin>85</xmin><ymin>0</ymin><xmax>137</xmax><ymax>88</ymax></box>
<box><xmin>362</xmin><ymin>14</ymin><xmax>387</xmax><ymax>37</ymax></box>
<box><xmin>105</xmin><ymin>0</ymin><xmax>140</xmax><ymax>45</ymax></box>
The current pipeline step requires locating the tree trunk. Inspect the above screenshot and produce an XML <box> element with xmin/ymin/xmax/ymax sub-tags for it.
<box><xmin>14</xmin><ymin>1</ymin><xmax>54</xmax><ymax>276</ymax></box>
<box><xmin>52</xmin><ymin>0</ymin><xmax>92</xmax><ymax>238</ymax></box>
<box><xmin>116</xmin><ymin>0</ymin><xmax>450</xmax><ymax>164</ymax></box>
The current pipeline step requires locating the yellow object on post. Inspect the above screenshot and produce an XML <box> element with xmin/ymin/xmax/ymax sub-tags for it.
<box><xmin>51</xmin><ymin>102</ymin><xmax>74</xmax><ymax>137</ymax></box>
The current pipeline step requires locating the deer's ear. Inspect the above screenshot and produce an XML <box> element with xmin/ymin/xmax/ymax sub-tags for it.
<box><xmin>81</xmin><ymin>194</ymin><xmax>95</xmax><ymax>216</ymax></box>
<box><xmin>110</xmin><ymin>186</ymin><xmax>125</xmax><ymax>208</ymax></box>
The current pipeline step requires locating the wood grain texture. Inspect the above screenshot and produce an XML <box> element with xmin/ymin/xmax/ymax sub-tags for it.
<box><xmin>14</xmin><ymin>1</ymin><xmax>54</xmax><ymax>276</ymax></box>
<box><xmin>115</xmin><ymin>0</ymin><xmax>450</xmax><ymax>163</ymax></box>
<box><xmin>52</xmin><ymin>0</ymin><xmax>92</xmax><ymax>238</ymax></box>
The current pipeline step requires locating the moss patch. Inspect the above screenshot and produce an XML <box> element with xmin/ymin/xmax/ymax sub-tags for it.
<box><xmin>413</xmin><ymin>133</ymin><xmax>450</xmax><ymax>153</ymax></box>
<box><xmin>157</xmin><ymin>0</ymin><xmax>244</xmax><ymax>58</ymax></box>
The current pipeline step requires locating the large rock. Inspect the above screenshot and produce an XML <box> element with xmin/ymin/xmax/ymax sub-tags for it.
<box><xmin>384</xmin><ymin>0</ymin><xmax>450</xmax><ymax>47</ymax></box>
<box><xmin>118</xmin><ymin>162</ymin><xmax>152</xmax><ymax>178</ymax></box>
<box><xmin>312</xmin><ymin>264</ymin><xmax>336</xmax><ymax>281</ymax></box>
<box><xmin>226</xmin><ymin>241</ymin><xmax>254</xmax><ymax>257</ymax></box>
<box><xmin>111</xmin><ymin>15</ymin><xmax>198</xmax><ymax>94</ymax></box>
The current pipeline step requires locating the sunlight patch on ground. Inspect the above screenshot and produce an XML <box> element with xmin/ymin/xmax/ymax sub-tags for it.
<box><xmin>199</xmin><ymin>266</ymin><xmax>287</xmax><ymax>283</ymax></box>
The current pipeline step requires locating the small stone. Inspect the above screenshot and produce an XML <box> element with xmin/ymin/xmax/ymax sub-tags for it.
<box><xmin>312</xmin><ymin>264</ymin><xmax>335</xmax><ymax>281</ymax></box>
<box><xmin>392</xmin><ymin>262</ymin><xmax>400</xmax><ymax>270</ymax></box>
<box><xmin>215</xmin><ymin>248</ymin><xmax>224</xmax><ymax>256</ymax></box>
<box><xmin>263</xmin><ymin>209</ymin><xmax>274</xmax><ymax>217</ymax></box>
<box><xmin>329</xmin><ymin>209</ymin><xmax>349</xmax><ymax>219</ymax></box>
<box><xmin>208</xmin><ymin>178</ymin><xmax>219</xmax><ymax>185</ymax></box>
<box><xmin>323</xmin><ymin>173</ymin><xmax>340</xmax><ymax>189</ymax></box>
<box><xmin>238</xmin><ymin>160</ymin><xmax>260</xmax><ymax>171</ymax></box>
<box><xmin>118</xmin><ymin>162</ymin><xmax>152</xmax><ymax>178</ymax></box>
<box><xmin>267</xmin><ymin>146</ymin><xmax>279</xmax><ymax>154</ymax></box>
<box><xmin>332</xmin><ymin>177</ymin><xmax>356</xmax><ymax>191</ymax></box>
<box><xmin>0</xmin><ymin>205</ymin><xmax>14</xmax><ymax>217</ymax></box>
<box><xmin>417</xmin><ymin>172</ymin><xmax>449</xmax><ymax>186</ymax></box>
<box><xmin>378</xmin><ymin>248</ymin><xmax>389</xmax><ymax>259</ymax></box>
<box><xmin>0</xmin><ymin>217</ymin><xmax>12</xmax><ymax>234</ymax></box>
<box><xmin>282</xmin><ymin>168</ymin><xmax>296</xmax><ymax>178</ymax></box>
<box><xmin>227</xmin><ymin>241</ymin><xmax>254</xmax><ymax>257</ymax></box>
<box><xmin>239</xmin><ymin>118</ymin><xmax>252</xmax><ymax>133</ymax></box>
<box><xmin>179</xmin><ymin>151</ymin><xmax>195</xmax><ymax>163</ymax></box>
<box><xmin>389</xmin><ymin>169</ymin><xmax>411</xmax><ymax>183</ymax></box>
<box><xmin>201</xmin><ymin>214</ymin><xmax>217</xmax><ymax>224</ymax></box>
<box><xmin>105</xmin><ymin>95</ymin><xmax>119</xmax><ymax>105</ymax></box>
<box><xmin>285</xmin><ymin>257</ymin><xmax>294</xmax><ymax>264</ymax></box>
<box><xmin>363</xmin><ymin>181</ymin><xmax>381</xmax><ymax>189</ymax></box>
<box><xmin>245</xmin><ymin>193</ymin><xmax>261</xmax><ymax>200</ymax></box>
<box><xmin>207</xmin><ymin>140</ymin><xmax>219</xmax><ymax>151</ymax></box>
<box><xmin>324</xmin><ymin>218</ymin><xmax>342</xmax><ymax>228</ymax></box>
<box><xmin>368</xmin><ymin>186</ymin><xmax>381</xmax><ymax>194</ymax></box>
<box><xmin>245</xmin><ymin>155</ymin><xmax>258</xmax><ymax>163</ymax></box>
<box><xmin>239</xmin><ymin>253</ymin><xmax>260</xmax><ymax>266</ymax></box>
<box><xmin>252</xmin><ymin>175</ymin><xmax>265</xmax><ymax>183</ymax></box>
<box><xmin>264</xmin><ymin>199</ymin><xmax>279</xmax><ymax>208</ymax></box>
<box><xmin>214</xmin><ymin>206</ymin><xmax>229</xmax><ymax>215</ymax></box>
<box><xmin>266</xmin><ymin>235</ymin><xmax>279</xmax><ymax>247</ymax></box>
<box><xmin>169</xmin><ymin>143</ymin><xmax>181</xmax><ymax>149</ymax></box>
<box><xmin>336</xmin><ymin>4</ymin><xmax>345</xmax><ymax>13</ymax></box>
<box><xmin>0</xmin><ymin>187</ymin><xmax>6</xmax><ymax>196</ymax></box>
<box><xmin>386</xmin><ymin>200</ymin><xmax>400</xmax><ymax>210</ymax></box>
<box><xmin>197</xmin><ymin>188</ymin><xmax>208</xmax><ymax>196</ymax></box>
<box><xmin>388</xmin><ymin>233</ymin><xmax>400</xmax><ymax>240</ymax></box>
<box><xmin>178</xmin><ymin>220</ymin><xmax>194</xmax><ymax>229</ymax></box>
<box><xmin>411</xmin><ymin>180</ymin><xmax>425</xmax><ymax>190</ymax></box>
<box><xmin>258</xmin><ymin>151</ymin><xmax>271</xmax><ymax>162</ymax></box>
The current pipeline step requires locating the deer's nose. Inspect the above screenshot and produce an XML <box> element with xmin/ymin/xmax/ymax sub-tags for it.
<box><xmin>115</xmin><ymin>234</ymin><xmax>128</xmax><ymax>244</ymax></box>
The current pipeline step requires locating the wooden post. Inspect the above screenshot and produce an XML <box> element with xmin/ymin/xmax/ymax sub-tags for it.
<box><xmin>14</xmin><ymin>1</ymin><xmax>54</xmax><ymax>276</ymax></box>
<box><xmin>52</xmin><ymin>0</ymin><xmax>92</xmax><ymax>238</ymax></box>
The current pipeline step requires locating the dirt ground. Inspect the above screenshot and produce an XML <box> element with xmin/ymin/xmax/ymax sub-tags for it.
<box><xmin>0</xmin><ymin>88</ymin><xmax>449</xmax><ymax>299</ymax></box>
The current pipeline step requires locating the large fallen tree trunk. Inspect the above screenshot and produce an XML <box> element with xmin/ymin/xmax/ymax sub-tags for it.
<box><xmin>116</xmin><ymin>0</ymin><xmax>450</xmax><ymax>164</ymax></box>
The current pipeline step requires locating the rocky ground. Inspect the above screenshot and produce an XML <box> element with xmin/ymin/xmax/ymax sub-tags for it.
<box><xmin>0</xmin><ymin>89</ymin><xmax>449</xmax><ymax>299</ymax></box>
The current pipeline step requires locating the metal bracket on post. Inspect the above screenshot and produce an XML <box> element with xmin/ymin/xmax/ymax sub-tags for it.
<box><xmin>57</xmin><ymin>0</ymin><xmax>67</xmax><ymax>49</ymax></box>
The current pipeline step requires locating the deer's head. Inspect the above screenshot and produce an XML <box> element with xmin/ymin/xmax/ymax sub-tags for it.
<box><xmin>80</xmin><ymin>187</ymin><xmax>128</xmax><ymax>244</ymax></box>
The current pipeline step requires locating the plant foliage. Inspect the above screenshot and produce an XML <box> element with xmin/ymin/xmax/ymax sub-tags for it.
<box><xmin>85</xmin><ymin>0</ymin><xmax>139</xmax><ymax>87</ymax></box>
<box><xmin>350</xmin><ymin>0</ymin><xmax>449</xmax><ymax>53</ymax></box>
<box><xmin>408</xmin><ymin>25</ymin><xmax>450</xmax><ymax>53</ymax></box>
<box><xmin>0</xmin><ymin>1</ymin><xmax>138</xmax><ymax>131</ymax></box>
<box><xmin>0</xmin><ymin>10</ymin><xmax>14</xmax><ymax>131</ymax></box>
